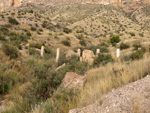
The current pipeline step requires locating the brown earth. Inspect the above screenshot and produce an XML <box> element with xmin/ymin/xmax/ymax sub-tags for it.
<box><xmin>0</xmin><ymin>0</ymin><xmax>149</xmax><ymax>11</ymax></box>
<box><xmin>69</xmin><ymin>75</ymin><xmax>150</xmax><ymax>113</ymax></box>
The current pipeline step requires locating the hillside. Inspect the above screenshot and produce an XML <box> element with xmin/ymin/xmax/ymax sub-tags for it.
<box><xmin>0</xmin><ymin>3</ymin><xmax>150</xmax><ymax>113</ymax></box>
<box><xmin>70</xmin><ymin>75</ymin><xmax>150</xmax><ymax>113</ymax></box>
<box><xmin>0</xmin><ymin>0</ymin><xmax>150</xmax><ymax>11</ymax></box>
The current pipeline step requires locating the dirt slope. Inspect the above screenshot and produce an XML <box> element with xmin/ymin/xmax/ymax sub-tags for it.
<box><xmin>69</xmin><ymin>75</ymin><xmax>150</xmax><ymax>113</ymax></box>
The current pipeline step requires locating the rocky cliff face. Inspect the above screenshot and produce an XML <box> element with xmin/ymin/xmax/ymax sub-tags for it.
<box><xmin>0</xmin><ymin>0</ymin><xmax>147</xmax><ymax>11</ymax></box>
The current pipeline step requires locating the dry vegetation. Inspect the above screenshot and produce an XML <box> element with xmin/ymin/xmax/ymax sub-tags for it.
<box><xmin>0</xmin><ymin>3</ymin><xmax>150</xmax><ymax>113</ymax></box>
<box><xmin>76</xmin><ymin>57</ymin><xmax>150</xmax><ymax>107</ymax></box>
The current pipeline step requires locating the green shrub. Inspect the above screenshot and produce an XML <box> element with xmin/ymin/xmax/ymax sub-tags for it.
<box><xmin>130</xmin><ymin>32</ymin><xmax>135</xmax><ymax>36</ymax></box>
<box><xmin>66</xmin><ymin>55</ymin><xmax>89</xmax><ymax>75</ymax></box>
<box><xmin>0</xmin><ymin>72</ymin><xmax>19</xmax><ymax>94</ymax></box>
<box><xmin>93</xmin><ymin>54</ymin><xmax>114</xmax><ymax>67</ymax></box>
<box><xmin>120</xmin><ymin>43</ymin><xmax>130</xmax><ymax>50</ymax></box>
<box><xmin>58</xmin><ymin>55</ymin><xmax>88</xmax><ymax>75</ymax></box>
<box><xmin>110</xmin><ymin>36</ymin><xmax>120</xmax><ymax>44</ymax></box>
<box><xmin>29</xmin><ymin>42</ymin><xmax>44</xmax><ymax>49</ymax></box>
<box><xmin>100</xmin><ymin>42</ymin><xmax>109</xmax><ymax>47</ymax></box>
<box><xmin>62</xmin><ymin>40</ymin><xmax>71</xmax><ymax>46</ymax></box>
<box><xmin>63</xmin><ymin>28</ymin><xmax>72</xmax><ymax>34</ymax></box>
<box><xmin>8</xmin><ymin>17</ymin><xmax>19</xmax><ymax>25</ymax></box>
<box><xmin>45</xmin><ymin>47</ymin><xmax>55</xmax><ymax>58</ymax></box>
<box><xmin>122</xmin><ymin>55</ymin><xmax>131</xmax><ymax>61</ymax></box>
<box><xmin>76</xmin><ymin>35</ymin><xmax>84</xmax><ymax>40</ymax></box>
<box><xmin>28</xmin><ymin>48</ymin><xmax>40</xmax><ymax>57</ymax></box>
<box><xmin>123</xmin><ymin>48</ymin><xmax>146</xmax><ymax>61</ymax></box>
<box><xmin>0</xmin><ymin>27</ymin><xmax>9</xmax><ymax>35</ymax></box>
<box><xmin>130</xmin><ymin>50</ymin><xmax>144</xmax><ymax>60</ymax></box>
<box><xmin>9</xmin><ymin>32</ymin><xmax>29</xmax><ymax>42</ymax></box>
<box><xmin>2</xmin><ymin>44</ymin><xmax>19</xmax><ymax>59</ymax></box>
<box><xmin>28</xmin><ymin>10</ymin><xmax>33</xmax><ymax>13</ymax></box>
<box><xmin>31</xmin><ymin>27</ymin><xmax>37</xmax><ymax>31</ymax></box>
<box><xmin>0</xmin><ymin>35</ymin><xmax>6</xmax><ymax>41</ymax></box>
<box><xmin>27</xmin><ymin>61</ymin><xmax>68</xmax><ymax>100</ymax></box>
<box><xmin>26</xmin><ymin>32</ymin><xmax>32</xmax><ymax>36</ymax></box>
<box><xmin>79</xmin><ymin>39</ymin><xmax>86</xmax><ymax>46</ymax></box>
<box><xmin>42</xmin><ymin>87</ymin><xmax>79</xmax><ymax>113</ymax></box>
<box><xmin>133</xmin><ymin>43</ymin><xmax>141</xmax><ymax>50</ymax></box>
<box><xmin>100</xmin><ymin>47</ymin><xmax>109</xmax><ymax>53</ymax></box>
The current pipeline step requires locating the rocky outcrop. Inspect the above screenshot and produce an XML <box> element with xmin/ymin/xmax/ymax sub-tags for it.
<box><xmin>80</xmin><ymin>50</ymin><xmax>95</xmax><ymax>65</ymax></box>
<box><xmin>69</xmin><ymin>75</ymin><xmax>150</xmax><ymax>113</ymax></box>
<box><xmin>0</xmin><ymin>0</ymin><xmax>140</xmax><ymax>11</ymax></box>
<box><xmin>62</xmin><ymin>72</ymin><xmax>87</xmax><ymax>89</ymax></box>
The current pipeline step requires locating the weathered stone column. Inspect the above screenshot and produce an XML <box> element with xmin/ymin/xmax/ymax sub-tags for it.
<box><xmin>96</xmin><ymin>49</ymin><xmax>100</xmax><ymax>56</ymax></box>
<box><xmin>41</xmin><ymin>46</ymin><xmax>45</xmax><ymax>57</ymax></box>
<box><xmin>77</xmin><ymin>49</ymin><xmax>81</xmax><ymax>57</ymax></box>
<box><xmin>56</xmin><ymin>48</ymin><xmax>60</xmax><ymax>63</ymax></box>
<box><xmin>116</xmin><ymin>48</ymin><xmax>120</xmax><ymax>58</ymax></box>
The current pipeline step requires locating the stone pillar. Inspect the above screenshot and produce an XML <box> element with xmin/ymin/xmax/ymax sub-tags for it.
<box><xmin>41</xmin><ymin>46</ymin><xmax>45</xmax><ymax>57</ymax></box>
<box><xmin>56</xmin><ymin>48</ymin><xmax>60</xmax><ymax>63</ymax></box>
<box><xmin>116</xmin><ymin>48</ymin><xmax>120</xmax><ymax>58</ymax></box>
<box><xmin>96</xmin><ymin>49</ymin><xmax>100</xmax><ymax>56</ymax></box>
<box><xmin>77</xmin><ymin>49</ymin><xmax>81</xmax><ymax>57</ymax></box>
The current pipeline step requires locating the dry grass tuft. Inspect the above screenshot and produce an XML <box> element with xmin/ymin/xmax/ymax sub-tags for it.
<box><xmin>75</xmin><ymin>58</ymin><xmax>150</xmax><ymax>107</ymax></box>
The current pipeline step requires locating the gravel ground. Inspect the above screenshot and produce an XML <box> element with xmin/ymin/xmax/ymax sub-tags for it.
<box><xmin>69</xmin><ymin>75</ymin><xmax>150</xmax><ymax>113</ymax></box>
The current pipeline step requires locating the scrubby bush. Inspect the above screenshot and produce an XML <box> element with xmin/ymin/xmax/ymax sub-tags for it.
<box><xmin>133</xmin><ymin>43</ymin><xmax>141</xmax><ymax>50</ymax></box>
<box><xmin>44</xmin><ymin>47</ymin><xmax>55</xmax><ymax>58</ymax></box>
<box><xmin>130</xmin><ymin>50</ymin><xmax>144</xmax><ymax>60</ymax></box>
<box><xmin>28</xmin><ymin>48</ymin><xmax>40</xmax><ymax>58</ymax></box>
<box><xmin>100</xmin><ymin>47</ymin><xmax>109</xmax><ymax>53</ymax></box>
<box><xmin>123</xmin><ymin>48</ymin><xmax>146</xmax><ymax>61</ymax></box>
<box><xmin>41</xmin><ymin>87</ymin><xmax>79</xmax><ymax>113</ymax></box>
<box><xmin>130</xmin><ymin>32</ymin><xmax>135</xmax><ymax>36</ymax></box>
<box><xmin>62</xmin><ymin>40</ymin><xmax>71</xmax><ymax>46</ymax></box>
<box><xmin>76</xmin><ymin>35</ymin><xmax>84</xmax><ymax>40</ymax></box>
<box><xmin>8</xmin><ymin>17</ymin><xmax>19</xmax><ymax>25</ymax></box>
<box><xmin>26</xmin><ymin>32</ymin><xmax>32</xmax><ymax>36</ymax></box>
<box><xmin>63</xmin><ymin>28</ymin><xmax>72</xmax><ymax>34</ymax></box>
<box><xmin>2</xmin><ymin>44</ymin><xmax>19</xmax><ymax>59</ymax></box>
<box><xmin>58</xmin><ymin>55</ymin><xmax>88</xmax><ymax>75</ymax></box>
<box><xmin>100</xmin><ymin>42</ymin><xmax>109</xmax><ymax>47</ymax></box>
<box><xmin>93</xmin><ymin>54</ymin><xmax>113</xmax><ymax>67</ymax></box>
<box><xmin>139</xmin><ymin>33</ymin><xmax>144</xmax><ymax>37</ymax></box>
<box><xmin>31</xmin><ymin>27</ymin><xmax>37</xmax><ymax>31</ymax></box>
<box><xmin>66</xmin><ymin>55</ymin><xmax>89</xmax><ymax>75</ymax></box>
<box><xmin>0</xmin><ymin>35</ymin><xmax>6</xmax><ymax>41</ymax></box>
<box><xmin>120</xmin><ymin>43</ymin><xmax>130</xmax><ymax>50</ymax></box>
<box><xmin>29</xmin><ymin>42</ymin><xmax>44</xmax><ymax>49</ymax></box>
<box><xmin>79</xmin><ymin>39</ymin><xmax>86</xmax><ymax>46</ymax></box>
<box><xmin>0</xmin><ymin>72</ymin><xmax>19</xmax><ymax>94</ymax></box>
<box><xmin>28</xmin><ymin>10</ymin><xmax>33</xmax><ymax>13</ymax></box>
<box><xmin>26</xmin><ymin>60</ymin><xmax>68</xmax><ymax>101</ymax></box>
<box><xmin>110</xmin><ymin>36</ymin><xmax>120</xmax><ymax>44</ymax></box>
<box><xmin>9</xmin><ymin>32</ymin><xmax>29</xmax><ymax>42</ymax></box>
<box><xmin>0</xmin><ymin>27</ymin><xmax>9</xmax><ymax>35</ymax></box>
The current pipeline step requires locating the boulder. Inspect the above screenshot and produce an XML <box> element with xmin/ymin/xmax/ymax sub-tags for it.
<box><xmin>80</xmin><ymin>50</ymin><xmax>95</xmax><ymax>65</ymax></box>
<box><xmin>62</xmin><ymin>72</ymin><xmax>87</xmax><ymax>89</ymax></box>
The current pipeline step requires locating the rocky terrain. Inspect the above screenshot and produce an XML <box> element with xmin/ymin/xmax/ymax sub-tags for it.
<box><xmin>1</xmin><ymin>0</ymin><xmax>150</xmax><ymax>11</ymax></box>
<box><xmin>0</xmin><ymin>1</ymin><xmax>150</xmax><ymax>113</ymax></box>
<box><xmin>69</xmin><ymin>75</ymin><xmax>150</xmax><ymax>113</ymax></box>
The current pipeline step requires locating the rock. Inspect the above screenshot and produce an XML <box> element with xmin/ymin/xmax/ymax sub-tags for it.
<box><xmin>62</xmin><ymin>72</ymin><xmax>87</xmax><ymax>89</ymax></box>
<box><xmin>80</xmin><ymin>50</ymin><xmax>95</xmax><ymax>65</ymax></box>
